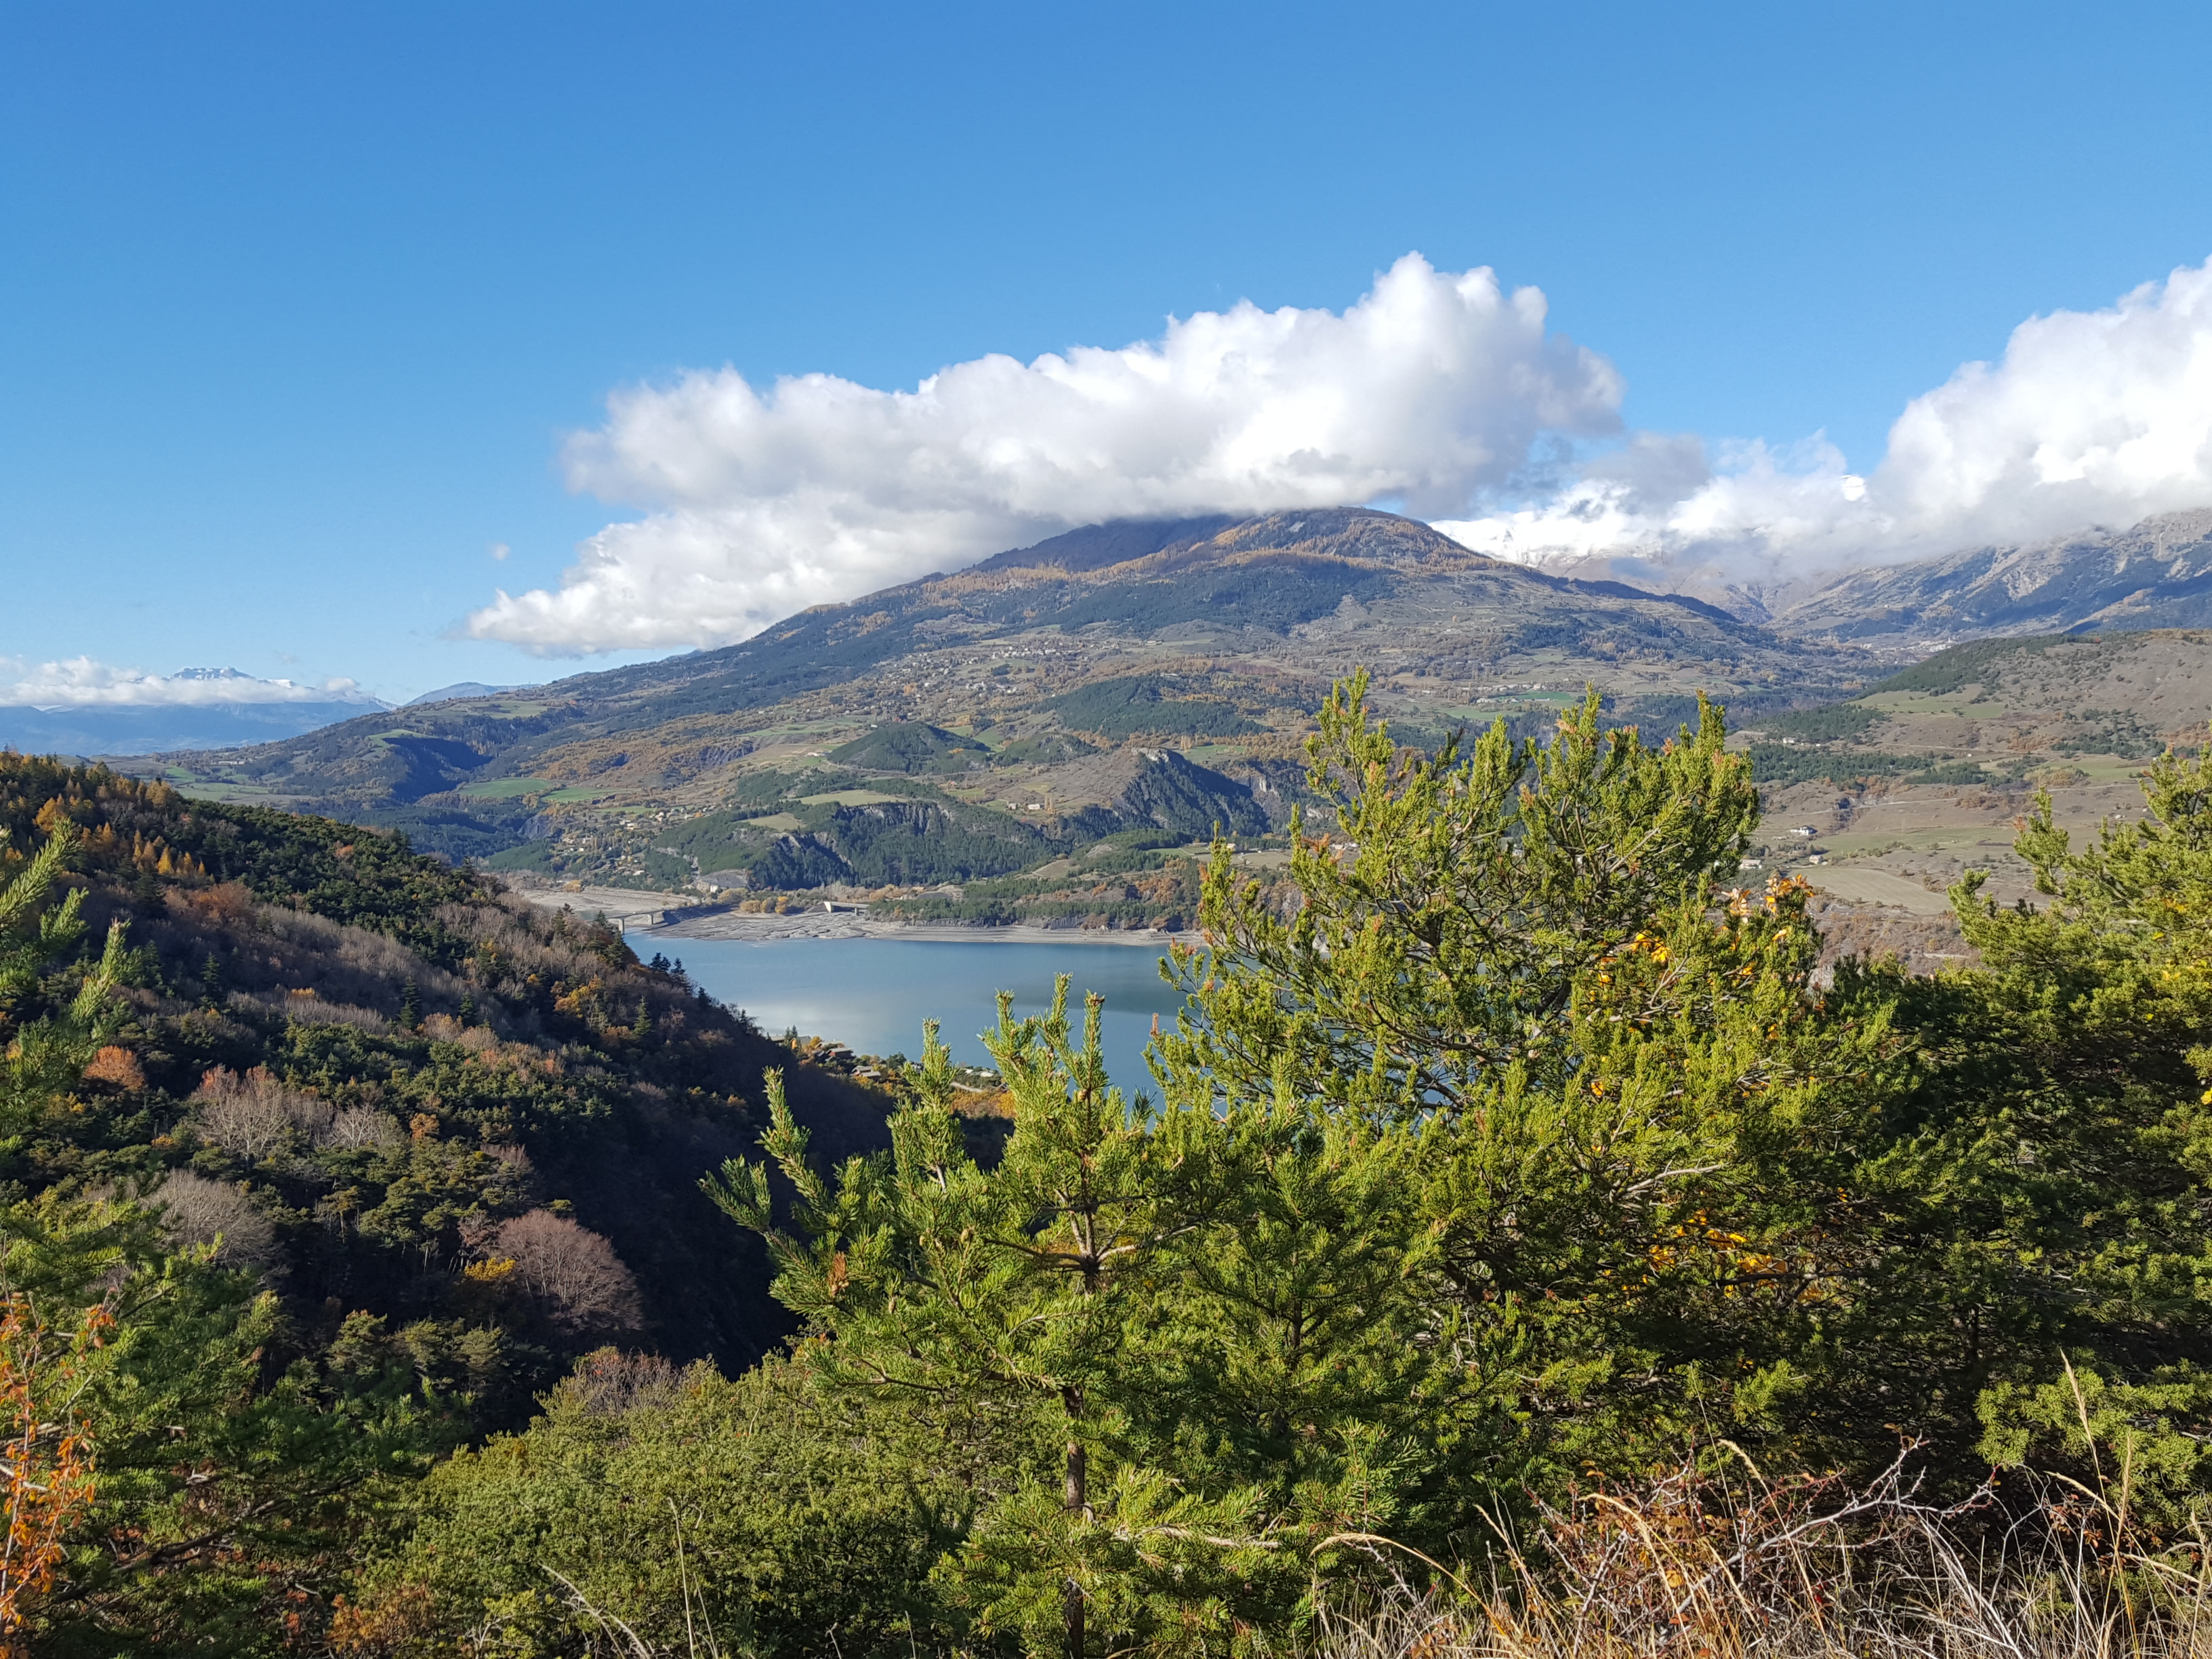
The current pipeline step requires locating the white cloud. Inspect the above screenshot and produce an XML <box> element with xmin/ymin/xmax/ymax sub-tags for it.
<box><xmin>1437</xmin><ymin>256</ymin><xmax>2212</xmax><ymax>573</ymax></box>
<box><xmin>467</xmin><ymin>254</ymin><xmax>1624</xmax><ymax>654</ymax></box>
<box><xmin>471</xmin><ymin>254</ymin><xmax>2212</xmax><ymax>652</ymax></box>
<box><xmin>0</xmin><ymin>660</ymin><xmax>382</xmax><ymax>709</ymax></box>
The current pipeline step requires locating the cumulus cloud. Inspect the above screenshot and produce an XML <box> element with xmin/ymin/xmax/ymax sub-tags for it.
<box><xmin>467</xmin><ymin>254</ymin><xmax>1624</xmax><ymax>654</ymax></box>
<box><xmin>1438</xmin><ymin>256</ymin><xmax>2212</xmax><ymax>572</ymax></box>
<box><xmin>0</xmin><ymin>660</ymin><xmax>379</xmax><ymax>709</ymax></box>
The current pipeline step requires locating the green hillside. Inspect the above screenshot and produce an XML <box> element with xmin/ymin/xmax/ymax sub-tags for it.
<box><xmin>1042</xmin><ymin>675</ymin><xmax>1263</xmax><ymax>737</ymax></box>
<box><xmin>826</xmin><ymin>721</ymin><xmax>991</xmax><ymax>773</ymax></box>
<box><xmin>1733</xmin><ymin>628</ymin><xmax>2212</xmax><ymax>776</ymax></box>
<box><xmin>0</xmin><ymin>756</ymin><xmax>890</xmax><ymax>1380</ymax></box>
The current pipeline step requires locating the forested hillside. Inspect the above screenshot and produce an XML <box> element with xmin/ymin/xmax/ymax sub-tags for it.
<box><xmin>0</xmin><ymin>754</ymin><xmax>896</xmax><ymax>1649</ymax></box>
<box><xmin>9</xmin><ymin>680</ymin><xmax>2212</xmax><ymax>1655</ymax></box>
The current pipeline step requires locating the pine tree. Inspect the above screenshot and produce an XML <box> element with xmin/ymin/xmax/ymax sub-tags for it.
<box><xmin>1157</xmin><ymin>673</ymin><xmax>1911</xmax><ymax>1484</ymax></box>
<box><xmin>1156</xmin><ymin>671</ymin><xmax>1764</xmax><ymax>1121</ymax></box>
<box><xmin>713</xmin><ymin>994</ymin><xmax>1298</xmax><ymax>1656</ymax></box>
<box><xmin>1889</xmin><ymin>738</ymin><xmax>2212</xmax><ymax>1519</ymax></box>
<box><xmin>1</xmin><ymin>823</ymin><xmax>127</xmax><ymax>1131</ymax></box>
<box><xmin>709</xmin><ymin>675</ymin><xmax>1987</xmax><ymax>1645</ymax></box>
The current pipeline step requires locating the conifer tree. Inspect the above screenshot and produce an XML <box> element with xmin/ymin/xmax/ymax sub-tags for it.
<box><xmin>1</xmin><ymin>823</ymin><xmax>127</xmax><ymax>1131</ymax></box>
<box><xmin>1155</xmin><ymin>671</ymin><xmax>1764</xmax><ymax>1121</ymax></box>
<box><xmin>1889</xmin><ymin>739</ymin><xmax>2212</xmax><ymax>1518</ymax></box>
<box><xmin>712</xmin><ymin>678</ymin><xmax>1931</xmax><ymax>1646</ymax></box>
<box><xmin>1157</xmin><ymin>674</ymin><xmax>1911</xmax><ymax>1483</ymax></box>
<box><xmin>711</xmin><ymin>995</ymin><xmax>1290</xmax><ymax>1657</ymax></box>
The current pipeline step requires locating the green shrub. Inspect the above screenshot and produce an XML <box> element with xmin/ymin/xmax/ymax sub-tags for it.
<box><xmin>371</xmin><ymin>1353</ymin><xmax>968</xmax><ymax>1656</ymax></box>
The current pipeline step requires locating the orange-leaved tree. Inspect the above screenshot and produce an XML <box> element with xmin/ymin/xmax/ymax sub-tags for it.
<box><xmin>0</xmin><ymin>1297</ymin><xmax>108</xmax><ymax>1652</ymax></box>
<box><xmin>0</xmin><ymin>815</ymin><xmax>125</xmax><ymax>1641</ymax></box>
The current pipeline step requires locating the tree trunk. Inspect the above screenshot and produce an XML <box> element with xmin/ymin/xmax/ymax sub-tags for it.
<box><xmin>1063</xmin><ymin>1385</ymin><xmax>1086</xmax><ymax>1659</ymax></box>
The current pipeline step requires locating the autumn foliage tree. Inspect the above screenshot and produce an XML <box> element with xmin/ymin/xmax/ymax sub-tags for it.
<box><xmin>0</xmin><ymin>821</ymin><xmax>127</xmax><ymax>1642</ymax></box>
<box><xmin>0</xmin><ymin>1298</ymin><xmax>105</xmax><ymax>1652</ymax></box>
<box><xmin>492</xmin><ymin>1210</ymin><xmax>643</xmax><ymax>1334</ymax></box>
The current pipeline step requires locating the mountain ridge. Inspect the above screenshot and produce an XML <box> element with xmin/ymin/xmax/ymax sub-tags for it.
<box><xmin>1523</xmin><ymin>506</ymin><xmax>2212</xmax><ymax>650</ymax></box>
<box><xmin>130</xmin><ymin>508</ymin><xmax>1843</xmax><ymax>849</ymax></box>
<box><xmin>0</xmin><ymin>667</ymin><xmax>390</xmax><ymax>757</ymax></box>
<box><xmin>0</xmin><ymin>697</ymin><xmax>394</xmax><ymax>758</ymax></box>
<box><xmin>1775</xmin><ymin>508</ymin><xmax>2212</xmax><ymax>650</ymax></box>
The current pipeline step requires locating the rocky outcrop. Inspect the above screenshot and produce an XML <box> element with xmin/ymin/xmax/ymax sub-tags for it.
<box><xmin>1039</xmin><ymin>747</ymin><xmax>1273</xmax><ymax>839</ymax></box>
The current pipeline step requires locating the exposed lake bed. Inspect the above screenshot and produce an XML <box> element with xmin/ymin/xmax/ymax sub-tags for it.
<box><xmin>654</xmin><ymin>909</ymin><xmax>1197</xmax><ymax>947</ymax></box>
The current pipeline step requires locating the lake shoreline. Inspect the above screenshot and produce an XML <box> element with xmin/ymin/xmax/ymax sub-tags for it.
<box><xmin>645</xmin><ymin>911</ymin><xmax>1202</xmax><ymax>948</ymax></box>
<box><xmin>506</xmin><ymin>880</ymin><xmax>1200</xmax><ymax>948</ymax></box>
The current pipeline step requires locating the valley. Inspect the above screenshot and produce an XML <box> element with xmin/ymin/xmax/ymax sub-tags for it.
<box><xmin>1738</xmin><ymin>627</ymin><xmax>2212</xmax><ymax>945</ymax></box>
<box><xmin>114</xmin><ymin>510</ymin><xmax>2212</xmax><ymax>957</ymax></box>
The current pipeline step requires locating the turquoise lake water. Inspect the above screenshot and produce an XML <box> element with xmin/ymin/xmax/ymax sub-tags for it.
<box><xmin>630</xmin><ymin>934</ymin><xmax>1191</xmax><ymax>1095</ymax></box>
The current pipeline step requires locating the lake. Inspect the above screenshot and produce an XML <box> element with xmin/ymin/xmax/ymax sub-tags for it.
<box><xmin>632</xmin><ymin>933</ymin><xmax>1192</xmax><ymax>1095</ymax></box>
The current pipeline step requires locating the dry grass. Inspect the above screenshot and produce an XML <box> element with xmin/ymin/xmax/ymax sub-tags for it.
<box><xmin>1311</xmin><ymin>1449</ymin><xmax>2212</xmax><ymax>1659</ymax></box>
<box><xmin>490</xmin><ymin>1448</ymin><xmax>2212</xmax><ymax>1659</ymax></box>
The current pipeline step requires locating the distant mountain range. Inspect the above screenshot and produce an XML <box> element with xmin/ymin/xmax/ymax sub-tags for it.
<box><xmin>0</xmin><ymin>672</ymin><xmax>547</xmax><ymax>757</ymax></box>
<box><xmin>0</xmin><ymin>670</ymin><xmax>388</xmax><ymax>758</ymax></box>
<box><xmin>1774</xmin><ymin>509</ymin><xmax>2212</xmax><ymax>651</ymax></box>
<box><xmin>1537</xmin><ymin>508</ymin><xmax>2212</xmax><ymax>655</ymax></box>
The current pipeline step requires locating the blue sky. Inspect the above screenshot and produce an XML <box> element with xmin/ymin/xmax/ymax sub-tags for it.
<box><xmin>5</xmin><ymin>1</ymin><xmax>2211</xmax><ymax>701</ymax></box>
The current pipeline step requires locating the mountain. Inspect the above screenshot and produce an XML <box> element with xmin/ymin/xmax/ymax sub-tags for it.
<box><xmin>1037</xmin><ymin>743</ymin><xmax>1278</xmax><ymax>837</ymax></box>
<box><xmin>0</xmin><ymin>669</ymin><xmax>388</xmax><ymax>756</ymax></box>
<box><xmin>408</xmin><ymin>680</ymin><xmax>529</xmax><ymax>705</ymax></box>
<box><xmin>1774</xmin><ymin>509</ymin><xmax>2212</xmax><ymax>653</ymax></box>
<box><xmin>112</xmin><ymin>508</ymin><xmax>2212</xmax><ymax>937</ymax></box>
<box><xmin>124</xmin><ymin>508</ymin><xmax>1872</xmax><ymax>875</ymax></box>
